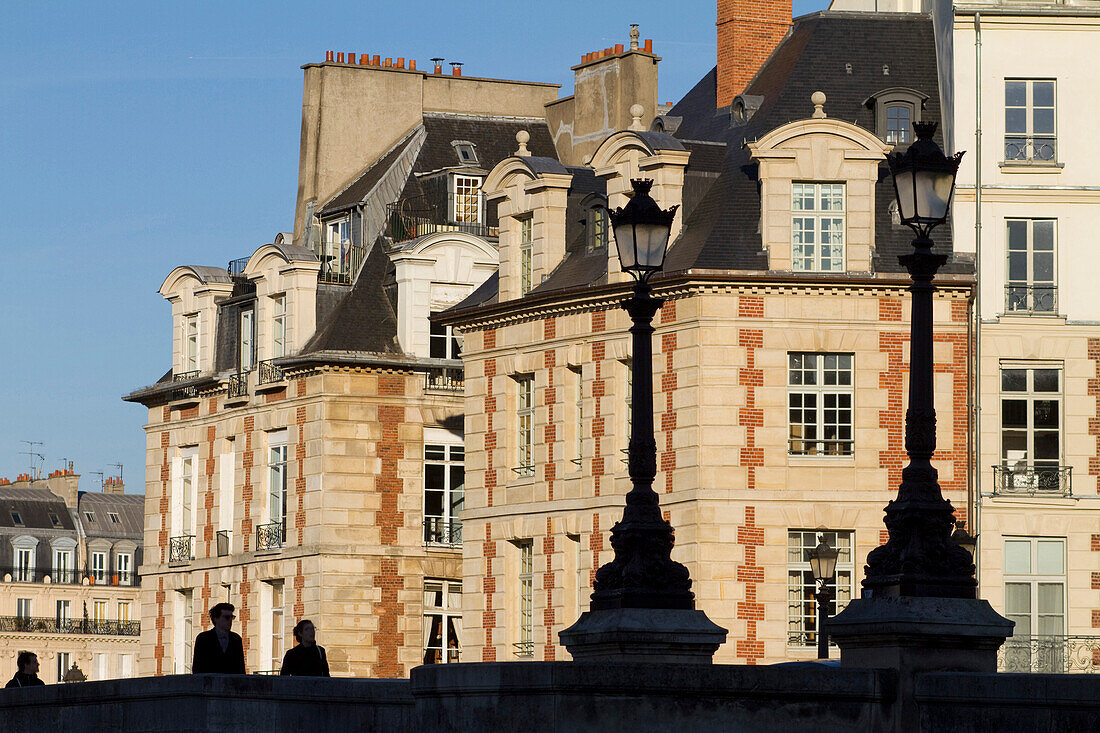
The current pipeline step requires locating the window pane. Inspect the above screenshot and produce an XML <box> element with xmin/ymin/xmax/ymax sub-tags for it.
<box><xmin>1037</xmin><ymin>542</ymin><xmax>1064</xmax><ymax>575</ymax></box>
<box><xmin>1002</xmin><ymin>399</ymin><xmax>1028</xmax><ymax>428</ymax></box>
<box><xmin>1032</xmin><ymin>400</ymin><xmax>1059</xmax><ymax>430</ymax></box>
<box><xmin>1032</xmin><ymin>108</ymin><xmax>1055</xmax><ymax>136</ymax></box>
<box><xmin>1033</xmin><ymin>431</ymin><xmax>1059</xmax><ymax>460</ymax></box>
<box><xmin>1007</xmin><ymin>251</ymin><xmax>1028</xmax><ymax>282</ymax></box>
<box><xmin>1005</xmin><ymin>108</ymin><xmax>1027</xmax><ymax>135</ymax></box>
<box><xmin>1006</xmin><ymin>541</ymin><xmax>1032</xmax><ymax>574</ymax></box>
<box><xmin>1032</xmin><ymin>221</ymin><xmax>1054</xmax><ymax>250</ymax></box>
<box><xmin>1033</xmin><ymin>370</ymin><xmax>1059</xmax><ymax>392</ymax></box>
<box><xmin>1005</xmin><ymin>81</ymin><xmax>1027</xmax><ymax>108</ymax></box>
<box><xmin>425</xmin><ymin>464</ymin><xmax>446</xmax><ymax>490</ymax></box>
<box><xmin>1005</xmin><ymin>582</ymin><xmax>1031</xmax><ymax>615</ymax></box>
<box><xmin>1033</xmin><ymin>252</ymin><xmax>1054</xmax><ymax>283</ymax></box>
<box><xmin>1002</xmin><ymin>370</ymin><xmax>1026</xmax><ymax>392</ymax></box>
<box><xmin>1033</xmin><ymin>81</ymin><xmax>1055</xmax><ymax>108</ymax></box>
<box><xmin>1037</xmin><ymin>583</ymin><xmax>1063</xmax><ymax>616</ymax></box>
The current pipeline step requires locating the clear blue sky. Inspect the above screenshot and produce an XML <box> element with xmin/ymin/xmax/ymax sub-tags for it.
<box><xmin>0</xmin><ymin>0</ymin><xmax>830</xmax><ymax>492</ymax></box>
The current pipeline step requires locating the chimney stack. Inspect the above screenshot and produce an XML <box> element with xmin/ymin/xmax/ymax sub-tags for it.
<box><xmin>716</xmin><ymin>0</ymin><xmax>791</xmax><ymax>109</ymax></box>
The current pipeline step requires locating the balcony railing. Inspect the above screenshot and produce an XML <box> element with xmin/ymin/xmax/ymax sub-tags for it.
<box><xmin>1004</xmin><ymin>136</ymin><xmax>1058</xmax><ymax>164</ymax></box>
<box><xmin>258</xmin><ymin>360</ymin><xmax>285</xmax><ymax>385</ymax></box>
<box><xmin>788</xmin><ymin>438</ymin><xmax>854</xmax><ymax>457</ymax></box>
<box><xmin>386</xmin><ymin>193</ymin><xmax>494</xmax><ymax>243</ymax></box>
<box><xmin>1006</xmin><ymin>284</ymin><xmax>1057</xmax><ymax>315</ymax></box>
<box><xmin>256</xmin><ymin>521</ymin><xmax>285</xmax><ymax>551</ymax></box>
<box><xmin>424</xmin><ymin>517</ymin><xmax>462</xmax><ymax>547</ymax></box>
<box><xmin>168</xmin><ymin>535</ymin><xmax>195</xmax><ymax>565</ymax></box>
<box><xmin>425</xmin><ymin>368</ymin><xmax>464</xmax><ymax>393</ymax></box>
<box><xmin>999</xmin><ymin>635</ymin><xmax>1100</xmax><ymax>674</ymax></box>
<box><xmin>316</xmin><ymin>241</ymin><xmax>367</xmax><ymax>285</ymax></box>
<box><xmin>227</xmin><ymin>372</ymin><xmax>248</xmax><ymax>399</ymax></box>
<box><xmin>0</xmin><ymin>616</ymin><xmax>140</xmax><ymax>636</ymax></box>
<box><xmin>513</xmin><ymin>640</ymin><xmax>534</xmax><ymax>659</ymax></box>
<box><xmin>1</xmin><ymin>567</ymin><xmax>82</xmax><ymax>585</ymax></box>
<box><xmin>993</xmin><ymin>465</ymin><xmax>1072</xmax><ymax>497</ymax></box>
<box><xmin>174</xmin><ymin>370</ymin><xmax>200</xmax><ymax>382</ymax></box>
<box><xmin>227</xmin><ymin>257</ymin><xmax>249</xmax><ymax>279</ymax></box>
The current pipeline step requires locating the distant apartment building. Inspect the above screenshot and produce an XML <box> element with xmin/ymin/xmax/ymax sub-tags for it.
<box><xmin>0</xmin><ymin>469</ymin><xmax>142</xmax><ymax>681</ymax></box>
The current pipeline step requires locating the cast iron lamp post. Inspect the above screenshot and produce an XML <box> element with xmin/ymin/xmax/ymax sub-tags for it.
<box><xmin>951</xmin><ymin>520</ymin><xmax>978</xmax><ymax>560</ymax></box>
<box><xmin>808</xmin><ymin>536</ymin><xmax>839</xmax><ymax>660</ymax></box>
<box><xmin>588</xmin><ymin>178</ymin><xmax>693</xmax><ymax>611</ymax></box>
<box><xmin>863</xmin><ymin>121</ymin><xmax>976</xmax><ymax>599</ymax></box>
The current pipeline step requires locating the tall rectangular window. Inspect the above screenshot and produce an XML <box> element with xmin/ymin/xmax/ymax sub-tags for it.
<box><xmin>93</xmin><ymin>600</ymin><xmax>107</xmax><ymax>624</ymax></box>
<box><xmin>423</xmin><ymin>579</ymin><xmax>462</xmax><ymax>664</ymax></box>
<box><xmin>16</xmin><ymin>598</ymin><xmax>31</xmax><ymax>619</ymax></box>
<box><xmin>885</xmin><ymin>103</ymin><xmax>912</xmax><ymax>145</ymax></box>
<box><xmin>184</xmin><ymin>315</ymin><xmax>199</xmax><ymax>372</ymax></box>
<box><xmin>1003</xmin><ymin>537</ymin><xmax>1065</xmax><ymax>672</ymax></box>
<box><xmin>53</xmin><ymin>548</ymin><xmax>74</xmax><ymax>583</ymax></box>
<box><xmin>998</xmin><ymin>366</ymin><xmax>1064</xmax><ymax>495</ymax></box>
<box><xmin>261</xmin><ymin>580</ymin><xmax>284</xmax><ymax>673</ymax></box>
<box><xmin>219</xmin><ymin>438</ymin><xmax>235</xmax><ymax>534</ymax></box>
<box><xmin>1005</xmin><ymin>80</ymin><xmax>1056</xmax><ymax>162</ymax></box>
<box><xmin>323</xmin><ymin>217</ymin><xmax>351</xmax><ymax>280</ymax></box>
<box><xmin>179</xmin><ymin>446</ymin><xmax>198</xmax><ymax>540</ymax></box>
<box><xmin>95</xmin><ymin>653</ymin><xmax>109</xmax><ymax>681</ymax></box>
<box><xmin>519</xmin><ymin>217</ymin><xmax>533</xmax><ymax>296</ymax></box>
<box><xmin>515</xmin><ymin>376</ymin><xmax>535</xmax><ymax>478</ymax></box>
<box><xmin>515</xmin><ymin>540</ymin><xmax>534</xmax><ymax>658</ymax></box>
<box><xmin>15</xmin><ymin>547</ymin><xmax>33</xmax><ymax>582</ymax></box>
<box><xmin>429</xmin><ymin>319</ymin><xmax>461</xmax><ymax>359</ymax></box>
<box><xmin>56</xmin><ymin>600</ymin><xmax>71</xmax><ymax>627</ymax></box>
<box><xmin>792</xmin><ymin>183</ymin><xmax>845</xmax><ymax>272</ymax></box>
<box><xmin>424</xmin><ymin>443</ymin><xmax>464</xmax><ymax>546</ymax></box>
<box><xmin>570</xmin><ymin>366</ymin><xmax>583</xmax><ymax>467</ymax></box>
<box><xmin>788</xmin><ymin>353</ymin><xmax>853</xmax><ymax>456</ymax></box>
<box><xmin>118</xmin><ymin>601</ymin><xmax>132</xmax><ymax>623</ymax></box>
<box><xmin>57</xmin><ymin>652</ymin><xmax>71</xmax><ymax>683</ymax></box>
<box><xmin>116</xmin><ymin>553</ymin><xmax>132</xmax><ymax>584</ymax></box>
<box><xmin>240</xmin><ymin>308</ymin><xmax>255</xmax><ymax>372</ymax></box>
<box><xmin>453</xmin><ymin>175</ymin><xmax>483</xmax><ymax>223</ymax></box>
<box><xmin>265</xmin><ymin>431</ymin><xmax>288</xmax><ymax>547</ymax></box>
<box><xmin>174</xmin><ymin>589</ymin><xmax>193</xmax><ymax>674</ymax></box>
<box><xmin>91</xmin><ymin>552</ymin><xmax>106</xmax><ymax>583</ymax></box>
<box><xmin>787</xmin><ymin>530</ymin><xmax>854</xmax><ymax>648</ymax></box>
<box><xmin>1006</xmin><ymin>220</ymin><xmax>1056</xmax><ymax>314</ymax></box>
<box><xmin>119</xmin><ymin>654</ymin><xmax>133</xmax><ymax>678</ymax></box>
<box><xmin>271</xmin><ymin>295</ymin><xmax>287</xmax><ymax>358</ymax></box>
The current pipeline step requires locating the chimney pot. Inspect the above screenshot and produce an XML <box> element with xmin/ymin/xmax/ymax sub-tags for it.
<box><xmin>384</xmin><ymin>57</ymin><xmax>392</xmax><ymax>67</ymax></box>
<box><xmin>397</xmin><ymin>57</ymin><xmax>404</xmax><ymax>69</ymax></box>
<box><xmin>409</xmin><ymin>59</ymin><xmax>416</xmax><ymax>70</ymax></box>
<box><xmin>360</xmin><ymin>53</ymin><xmax>369</xmax><ymax>65</ymax></box>
<box><xmin>614</xmin><ymin>44</ymin><xmax>624</xmax><ymax>54</ymax></box>
<box><xmin>336</xmin><ymin>52</ymin><xmax>344</xmax><ymax>63</ymax></box>
<box><xmin>644</xmin><ymin>39</ymin><xmax>652</xmax><ymax>52</ymax></box>
<box><xmin>325</xmin><ymin>50</ymin><xmax>334</xmax><ymax>62</ymax></box>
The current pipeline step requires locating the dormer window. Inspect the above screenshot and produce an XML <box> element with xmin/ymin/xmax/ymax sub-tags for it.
<box><xmin>792</xmin><ymin>183</ymin><xmax>845</xmax><ymax>272</ymax></box>
<box><xmin>453</xmin><ymin>176</ymin><xmax>483</xmax><ymax>225</ymax></box>
<box><xmin>271</xmin><ymin>295</ymin><xmax>287</xmax><ymax>358</ymax></box>
<box><xmin>519</xmin><ymin>217</ymin><xmax>533</xmax><ymax>295</ymax></box>
<box><xmin>865</xmin><ymin>88</ymin><xmax>927</xmax><ymax>146</ymax></box>
<box><xmin>586</xmin><ymin>205</ymin><xmax>608</xmax><ymax>253</ymax></box>
<box><xmin>183</xmin><ymin>315</ymin><xmax>199</xmax><ymax>373</ymax></box>
<box><xmin>451</xmin><ymin>140</ymin><xmax>479</xmax><ymax>165</ymax></box>
<box><xmin>10</xmin><ymin>511</ymin><xmax>23</xmax><ymax>526</ymax></box>
<box><xmin>885</xmin><ymin>104</ymin><xmax>912</xmax><ymax>145</ymax></box>
<box><xmin>322</xmin><ymin>217</ymin><xmax>351</xmax><ymax>282</ymax></box>
<box><xmin>239</xmin><ymin>308</ymin><xmax>255</xmax><ymax>372</ymax></box>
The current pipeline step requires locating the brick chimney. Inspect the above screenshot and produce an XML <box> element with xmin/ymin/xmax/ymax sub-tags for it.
<box><xmin>716</xmin><ymin>0</ymin><xmax>792</xmax><ymax>109</ymax></box>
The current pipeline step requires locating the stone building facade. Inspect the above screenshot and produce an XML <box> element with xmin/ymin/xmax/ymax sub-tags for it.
<box><xmin>0</xmin><ymin>470</ymin><xmax>142</xmax><ymax>681</ymax></box>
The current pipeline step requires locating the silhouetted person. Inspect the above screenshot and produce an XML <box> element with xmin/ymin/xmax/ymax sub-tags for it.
<box><xmin>279</xmin><ymin>619</ymin><xmax>330</xmax><ymax>677</ymax></box>
<box><xmin>5</xmin><ymin>651</ymin><xmax>44</xmax><ymax>688</ymax></box>
<box><xmin>192</xmin><ymin>602</ymin><xmax>246</xmax><ymax>674</ymax></box>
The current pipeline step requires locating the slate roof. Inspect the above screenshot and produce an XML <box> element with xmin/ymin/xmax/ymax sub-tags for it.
<box><xmin>0</xmin><ymin>489</ymin><xmax>75</xmax><ymax>531</ymax></box>
<box><xmin>416</xmin><ymin>114</ymin><xmax>556</xmax><ymax>174</ymax></box>
<box><xmin>78</xmin><ymin>492</ymin><xmax>144</xmax><ymax>540</ymax></box>
<box><xmin>321</xmin><ymin>129</ymin><xmax>423</xmax><ymax>214</ymax></box>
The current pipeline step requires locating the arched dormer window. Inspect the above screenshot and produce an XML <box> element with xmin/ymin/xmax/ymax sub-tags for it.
<box><xmin>864</xmin><ymin>88</ymin><xmax>928</xmax><ymax>146</ymax></box>
<box><xmin>585</xmin><ymin>200</ymin><xmax>609</xmax><ymax>253</ymax></box>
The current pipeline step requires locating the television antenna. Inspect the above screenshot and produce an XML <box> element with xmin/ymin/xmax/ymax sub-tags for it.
<box><xmin>20</xmin><ymin>441</ymin><xmax>44</xmax><ymax>479</ymax></box>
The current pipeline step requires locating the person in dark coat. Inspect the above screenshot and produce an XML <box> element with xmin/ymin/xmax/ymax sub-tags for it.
<box><xmin>279</xmin><ymin>619</ymin><xmax>330</xmax><ymax>677</ymax></box>
<box><xmin>5</xmin><ymin>651</ymin><xmax>44</xmax><ymax>688</ymax></box>
<box><xmin>192</xmin><ymin>602</ymin><xmax>246</xmax><ymax>674</ymax></box>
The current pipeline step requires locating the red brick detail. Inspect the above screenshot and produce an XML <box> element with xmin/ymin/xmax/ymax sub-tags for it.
<box><xmin>483</xmin><ymin>522</ymin><xmax>498</xmax><ymax>661</ymax></box>
<box><xmin>589</xmin><ymin>513</ymin><xmax>604</xmax><ymax>589</ymax></box>
<box><xmin>1093</xmin><ymin>609</ymin><xmax>1100</xmax><ymax>629</ymax></box>
<box><xmin>738</xmin><ymin>296</ymin><xmax>764</xmax><ymax>318</ymax></box>
<box><xmin>485</xmin><ymin>358</ymin><xmax>497</xmax><ymax>508</ymax></box>
<box><xmin>951</xmin><ymin>300</ymin><xmax>968</xmax><ymax>323</ymax></box>
<box><xmin>1093</xmin><ymin>648</ymin><xmax>1100</xmax><ymax>668</ymax></box>
<box><xmin>162</xmin><ymin>406</ymin><xmax>171</xmax><ymax>423</ymax></box>
<box><xmin>240</xmin><ymin>566</ymin><xmax>250</xmax><ymax>655</ymax></box>
<box><xmin>203</xmin><ymin>425</ymin><xmax>216</xmax><ymax>556</ymax></box>
<box><xmin>736</xmin><ymin>505</ymin><xmax>764</xmax><ymax>664</ymax></box>
<box><xmin>484</xmin><ymin>328</ymin><xmax>496</xmax><ymax>350</ymax></box>
<box><xmin>592</xmin><ymin>310</ymin><xmax>606</xmax><ymax>333</ymax></box>
<box><xmin>294</xmin><ymin>559</ymin><xmax>305</xmax><ymax>619</ymax></box>
<box><xmin>379</xmin><ymin>374</ymin><xmax>405</xmax><ymax>396</ymax></box>
<box><xmin>543</xmin><ymin>520</ymin><xmax>557</xmax><ymax>661</ymax></box>
<box><xmin>180</xmin><ymin>405</ymin><xmax>199</xmax><ymax>420</ymax></box>
<box><xmin>377</xmin><ymin>404</ymin><xmax>405</xmax><ymax>545</ymax></box>
<box><xmin>296</xmin><ymin>377</ymin><xmax>306</xmax><ymax>397</ymax></box>
<box><xmin>159</xmin><ymin>431</ymin><xmax>170</xmax><ymax>563</ymax></box>
<box><xmin>717</xmin><ymin>0</ymin><xmax>792</xmax><ymax>108</ymax></box>
<box><xmin>264</xmin><ymin>388</ymin><xmax>286</xmax><ymax>403</ymax></box>
<box><xmin>1092</xmin><ymin>572</ymin><xmax>1100</xmax><ymax>590</ymax></box>
<box><xmin>543</xmin><ymin>317</ymin><xmax>556</xmax><ymax>340</ymax></box>
<box><xmin>544</xmin><ymin>349</ymin><xmax>558</xmax><ymax>500</ymax></box>
<box><xmin>154</xmin><ymin>576</ymin><xmax>165</xmax><ymax>675</ymax></box>
<box><xmin>880</xmin><ymin>529</ymin><xmax>890</xmax><ymax>546</ymax></box>
<box><xmin>372</xmin><ymin>557</ymin><xmax>405</xmax><ymax>677</ymax></box>
<box><xmin>660</xmin><ymin>299</ymin><xmax>677</xmax><ymax>324</ymax></box>
<box><xmin>661</xmin><ymin>331</ymin><xmax>677</xmax><ymax>492</ymax></box>
<box><xmin>739</xmin><ymin>329</ymin><xmax>764</xmax><ymax>489</ymax></box>
<box><xmin>241</xmin><ymin>416</ymin><xmax>255</xmax><ymax>552</ymax></box>
<box><xmin>295</xmin><ymin>406</ymin><xmax>306</xmax><ymax>546</ymax></box>
<box><xmin>1093</xmin><ymin>534</ymin><xmax>1100</xmax><ymax>552</ymax></box>
<box><xmin>591</xmin><ymin>341</ymin><xmax>606</xmax><ymax>497</ymax></box>
<box><xmin>201</xmin><ymin>571</ymin><xmax>211</xmax><ymax>622</ymax></box>
<box><xmin>1087</xmin><ymin>339</ymin><xmax>1100</xmax><ymax>494</ymax></box>
<box><xmin>878</xmin><ymin>298</ymin><xmax>903</xmax><ymax>322</ymax></box>
<box><xmin>207</xmin><ymin>397</ymin><xmax>218</xmax><ymax>414</ymax></box>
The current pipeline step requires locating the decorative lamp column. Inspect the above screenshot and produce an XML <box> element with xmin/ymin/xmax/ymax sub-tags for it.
<box><xmin>808</xmin><ymin>536</ymin><xmax>839</xmax><ymax>660</ymax></box>
<box><xmin>560</xmin><ymin>179</ymin><xmax>726</xmax><ymax>662</ymax></box>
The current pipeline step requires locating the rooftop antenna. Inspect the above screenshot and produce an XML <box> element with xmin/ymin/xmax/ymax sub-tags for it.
<box><xmin>89</xmin><ymin>471</ymin><xmax>105</xmax><ymax>490</ymax></box>
<box><xmin>20</xmin><ymin>441</ymin><xmax>44</xmax><ymax>479</ymax></box>
<box><xmin>111</xmin><ymin>462</ymin><xmax>123</xmax><ymax>482</ymax></box>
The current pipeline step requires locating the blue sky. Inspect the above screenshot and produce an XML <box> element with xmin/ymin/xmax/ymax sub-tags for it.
<box><xmin>0</xmin><ymin>0</ymin><xmax>830</xmax><ymax>492</ymax></box>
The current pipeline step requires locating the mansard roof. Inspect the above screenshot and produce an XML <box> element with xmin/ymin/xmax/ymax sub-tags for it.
<box><xmin>78</xmin><ymin>492</ymin><xmax>144</xmax><ymax>540</ymax></box>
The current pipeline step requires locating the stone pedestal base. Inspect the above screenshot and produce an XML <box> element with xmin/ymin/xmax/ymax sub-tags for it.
<box><xmin>559</xmin><ymin>608</ymin><xmax>727</xmax><ymax>664</ymax></box>
<box><xmin>829</xmin><ymin>596</ymin><xmax>1013</xmax><ymax>673</ymax></box>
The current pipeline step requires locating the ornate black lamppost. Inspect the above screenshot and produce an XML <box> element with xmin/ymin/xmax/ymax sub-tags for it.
<box><xmin>808</xmin><ymin>536</ymin><xmax>839</xmax><ymax>660</ymax></box>
<box><xmin>587</xmin><ymin>178</ymin><xmax>694</xmax><ymax>611</ymax></box>
<box><xmin>862</xmin><ymin>121</ymin><xmax>975</xmax><ymax>599</ymax></box>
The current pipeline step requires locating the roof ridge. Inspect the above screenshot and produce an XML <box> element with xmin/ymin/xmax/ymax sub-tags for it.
<box><xmin>321</xmin><ymin>124</ymin><xmax>425</xmax><ymax>210</ymax></box>
<box><xmin>422</xmin><ymin>111</ymin><xmax>549</xmax><ymax>123</ymax></box>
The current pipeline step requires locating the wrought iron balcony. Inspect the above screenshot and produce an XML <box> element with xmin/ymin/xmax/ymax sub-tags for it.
<box><xmin>256</xmin><ymin>521</ymin><xmax>285</xmax><ymax>551</ymax></box>
<box><xmin>1</xmin><ymin>567</ymin><xmax>83</xmax><ymax>585</ymax></box>
<box><xmin>513</xmin><ymin>640</ymin><xmax>534</xmax><ymax>659</ymax></box>
<box><xmin>788</xmin><ymin>438</ymin><xmax>854</xmax><ymax>457</ymax></box>
<box><xmin>424</xmin><ymin>517</ymin><xmax>462</xmax><ymax>547</ymax></box>
<box><xmin>315</xmin><ymin>241</ymin><xmax>366</xmax><ymax>285</ymax></box>
<box><xmin>1006</xmin><ymin>284</ymin><xmax>1057</xmax><ymax>315</ymax></box>
<box><xmin>993</xmin><ymin>465</ymin><xmax>1071</xmax><ymax>497</ymax></box>
<box><xmin>999</xmin><ymin>635</ymin><xmax>1100</xmax><ymax>674</ymax></box>
<box><xmin>258</xmin><ymin>359</ymin><xmax>285</xmax><ymax>385</ymax></box>
<box><xmin>423</xmin><ymin>646</ymin><xmax>461</xmax><ymax>664</ymax></box>
<box><xmin>1004</xmin><ymin>136</ymin><xmax>1058</xmax><ymax>164</ymax></box>
<box><xmin>0</xmin><ymin>616</ymin><xmax>140</xmax><ymax>637</ymax></box>
<box><xmin>172</xmin><ymin>370</ymin><xmax>202</xmax><ymax>400</ymax></box>
<box><xmin>174</xmin><ymin>370</ymin><xmax>200</xmax><ymax>382</ymax></box>
<box><xmin>227</xmin><ymin>372</ymin><xmax>248</xmax><ymax>399</ymax></box>
<box><xmin>168</xmin><ymin>535</ymin><xmax>195</xmax><ymax>565</ymax></box>
<box><xmin>386</xmin><ymin>192</ymin><xmax>494</xmax><ymax>243</ymax></box>
<box><xmin>227</xmin><ymin>257</ymin><xmax>249</xmax><ymax>279</ymax></box>
<box><xmin>424</xmin><ymin>368</ymin><xmax>464</xmax><ymax>393</ymax></box>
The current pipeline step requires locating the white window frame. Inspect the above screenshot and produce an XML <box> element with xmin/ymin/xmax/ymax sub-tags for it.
<box><xmin>1003</xmin><ymin>537</ymin><xmax>1066</xmax><ymax>672</ymax></box>
<box><xmin>95</xmin><ymin>653</ymin><xmax>109</xmax><ymax>681</ymax></box>
<box><xmin>515</xmin><ymin>540</ymin><xmax>534</xmax><ymax>658</ymax></box>
<box><xmin>999</xmin><ymin>364</ymin><xmax>1063</xmax><ymax>493</ymax></box>
<box><xmin>791</xmin><ymin>183</ymin><xmax>845</xmax><ymax>272</ymax></box>
<box><xmin>1004</xmin><ymin>79</ymin><xmax>1057</xmax><ymax>163</ymax></box>
<box><xmin>16</xmin><ymin>598</ymin><xmax>32</xmax><ymax>619</ymax></box>
<box><xmin>240</xmin><ymin>307</ymin><xmax>255</xmax><ymax>372</ymax></box>
<box><xmin>175</xmin><ymin>446</ymin><xmax>199</xmax><ymax>539</ymax></box>
<box><xmin>56</xmin><ymin>652</ymin><xmax>71</xmax><ymax>683</ymax></box>
<box><xmin>259</xmin><ymin>579</ymin><xmax>284</xmax><ymax>674</ymax></box>
<box><xmin>92</xmin><ymin>599</ymin><xmax>107</xmax><ymax>623</ymax></box>
<box><xmin>118</xmin><ymin>600</ymin><xmax>132</xmax><ymax>623</ymax></box>
<box><xmin>453</xmin><ymin>175</ymin><xmax>483</xmax><ymax>224</ymax></box>
<box><xmin>884</xmin><ymin>102</ymin><xmax>913</xmax><ymax>145</ymax></box>
<box><xmin>788</xmin><ymin>353</ymin><xmax>854</xmax><ymax>457</ymax></box>
<box><xmin>1005</xmin><ymin>219</ymin><xmax>1056</xmax><ymax>314</ymax></box>
<box><xmin>13</xmin><ymin>536</ymin><xmax>37</xmax><ymax>582</ymax></box>
<box><xmin>271</xmin><ymin>294</ymin><xmax>287</xmax><ymax>358</ymax></box>
<box><xmin>786</xmin><ymin>529</ymin><xmax>855</xmax><ymax>649</ymax></box>
<box><xmin>569</xmin><ymin>366</ymin><xmax>583</xmax><ymax>468</ymax></box>
<box><xmin>56</xmin><ymin>599</ymin><xmax>71</xmax><ymax>625</ymax></box>
<box><xmin>519</xmin><ymin>217</ymin><xmax>533</xmax><ymax>295</ymax></box>
<box><xmin>515</xmin><ymin>375</ymin><xmax>535</xmax><ymax>478</ymax></box>
<box><xmin>587</xmin><ymin>205</ymin><xmax>608</xmax><ymax>253</ymax></box>
<box><xmin>266</xmin><ymin>430</ymin><xmax>288</xmax><ymax>539</ymax></box>
<box><xmin>429</xmin><ymin>318</ymin><xmax>461</xmax><ymax>360</ymax></box>
<box><xmin>115</xmin><ymin>553</ymin><xmax>132</xmax><ymax>584</ymax></box>
<box><xmin>174</xmin><ymin>589</ymin><xmax>193</xmax><ymax>674</ymax></box>
<box><xmin>119</xmin><ymin>654</ymin><xmax>134</xmax><ymax>678</ymax></box>
<box><xmin>52</xmin><ymin>541</ymin><xmax>75</xmax><ymax>584</ymax></box>
<box><xmin>91</xmin><ymin>551</ymin><xmax>107</xmax><ymax>583</ymax></box>
<box><xmin>219</xmin><ymin>437</ymin><xmax>235</xmax><ymax>533</ymax></box>
<box><xmin>423</xmin><ymin>578</ymin><xmax>463</xmax><ymax>664</ymax></box>
<box><xmin>423</xmin><ymin>440</ymin><xmax>464</xmax><ymax>547</ymax></box>
<box><xmin>183</xmin><ymin>314</ymin><xmax>199</xmax><ymax>373</ymax></box>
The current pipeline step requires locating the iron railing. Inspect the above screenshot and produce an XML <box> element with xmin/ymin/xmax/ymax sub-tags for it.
<box><xmin>512</xmin><ymin>465</ymin><xmax>535</xmax><ymax>479</ymax></box>
<box><xmin>992</xmin><ymin>465</ymin><xmax>1072</xmax><ymax>497</ymax></box>
<box><xmin>315</xmin><ymin>241</ymin><xmax>367</xmax><ymax>284</ymax></box>
<box><xmin>424</xmin><ymin>368</ymin><xmax>464</xmax><ymax>393</ymax></box>
<box><xmin>424</xmin><ymin>517</ymin><xmax>462</xmax><ymax>547</ymax></box>
<box><xmin>256</xmin><ymin>521</ymin><xmax>285</xmax><ymax>551</ymax></box>
<box><xmin>423</xmin><ymin>647</ymin><xmax>461</xmax><ymax>664</ymax></box>
<box><xmin>227</xmin><ymin>257</ymin><xmax>249</xmax><ymax>279</ymax></box>
<box><xmin>168</xmin><ymin>535</ymin><xmax>195</xmax><ymax>564</ymax></box>
<box><xmin>258</xmin><ymin>360</ymin><xmax>285</xmax><ymax>385</ymax></box>
<box><xmin>1006</xmin><ymin>284</ymin><xmax>1057</xmax><ymax>315</ymax></box>
<box><xmin>227</xmin><ymin>372</ymin><xmax>248</xmax><ymax>399</ymax></box>
<box><xmin>216</xmin><ymin>530</ymin><xmax>231</xmax><ymax>557</ymax></box>
<box><xmin>513</xmin><ymin>640</ymin><xmax>534</xmax><ymax>659</ymax></box>
<box><xmin>1004</xmin><ymin>136</ymin><xmax>1058</xmax><ymax>163</ymax></box>
<box><xmin>0</xmin><ymin>616</ymin><xmax>140</xmax><ymax>636</ymax></box>
<box><xmin>999</xmin><ymin>636</ymin><xmax>1100</xmax><ymax>674</ymax></box>
<box><xmin>385</xmin><ymin>192</ymin><xmax>493</xmax><ymax>243</ymax></box>
<box><xmin>174</xmin><ymin>370</ymin><xmax>200</xmax><ymax>382</ymax></box>
<box><xmin>172</xmin><ymin>370</ymin><xmax>201</xmax><ymax>400</ymax></box>
<box><xmin>788</xmin><ymin>438</ymin><xmax>854</xmax><ymax>456</ymax></box>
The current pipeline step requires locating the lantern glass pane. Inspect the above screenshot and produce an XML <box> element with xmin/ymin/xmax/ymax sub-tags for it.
<box><xmin>914</xmin><ymin>170</ymin><xmax>953</xmax><ymax>221</ymax></box>
<box><xmin>637</xmin><ymin>222</ymin><xmax>670</xmax><ymax>268</ymax></box>
<box><xmin>614</xmin><ymin>223</ymin><xmax>637</xmax><ymax>269</ymax></box>
<box><xmin>894</xmin><ymin>170</ymin><xmax>916</xmax><ymax>221</ymax></box>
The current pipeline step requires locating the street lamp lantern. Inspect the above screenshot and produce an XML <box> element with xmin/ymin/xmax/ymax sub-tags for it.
<box><xmin>610</xmin><ymin>179</ymin><xmax>678</xmax><ymax>280</ymax></box>
<box><xmin>887</xmin><ymin>121</ymin><xmax>963</xmax><ymax>237</ymax></box>
<box><xmin>808</xmin><ymin>536</ymin><xmax>839</xmax><ymax>660</ymax></box>
<box><xmin>951</xmin><ymin>520</ymin><xmax>978</xmax><ymax>559</ymax></box>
